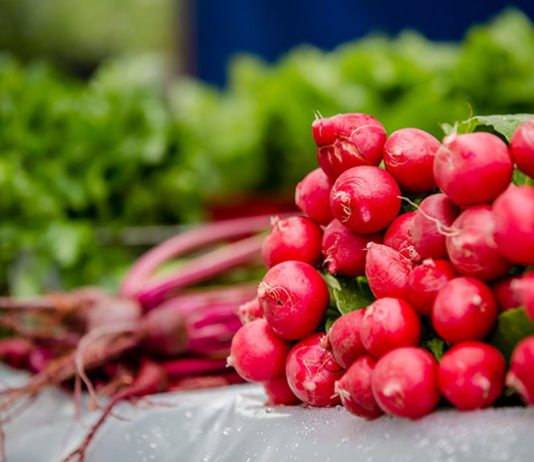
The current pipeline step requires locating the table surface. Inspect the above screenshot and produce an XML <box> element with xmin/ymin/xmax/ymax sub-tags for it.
<box><xmin>3</xmin><ymin>367</ymin><xmax>534</xmax><ymax>462</ymax></box>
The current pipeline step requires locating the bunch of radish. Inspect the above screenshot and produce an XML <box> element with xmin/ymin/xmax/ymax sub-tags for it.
<box><xmin>230</xmin><ymin>113</ymin><xmax>534</xmax><ymax>420</ymax></box>
<box><xmin>0</xmin><ymin>215</ymin><xmax>276</xmax><ymax>461</ymax></box>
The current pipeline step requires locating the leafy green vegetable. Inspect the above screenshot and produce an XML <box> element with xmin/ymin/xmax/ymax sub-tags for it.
<box><xmin>422</xmin><ymin>337</ymin><xmax>446</xmax><ymax>361</ymax></box>
<box><xmin>442</xmin><ymin>114</ymin><xmax>533</xmax><ymax>141</ymax></box>
<box><xmin>322</xmin><ymin>274</ymin><xmax>374</xmax><ymax>315</ymax></box>
<box><xmin>490</xmin><ymin>307</ymin><xmax>534</xmax><ymax>362</ymax></box>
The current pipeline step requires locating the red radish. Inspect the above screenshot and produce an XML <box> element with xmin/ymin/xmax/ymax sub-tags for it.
<box><xmin>258</xmin><ymin>261</ymin><xmax>329</xmax><ymax>340</ymax></box>
<box><xmin>438</xmin><ymin>341</ymin><xmax>506</xmax><ymax>410</ymax></box>
<box><xmin>295</xmin><ymin>168</ymin><xmax>333</xmax><ymax>225</ymax></box>
<box><xmin>330</xmin><ymin>166</ymin><xmax>401</xmax><ymax>234</ymax></box>
<box><xmin>335</xmin><ymin>356</ymin><xmax>383</xmax><ymax>420</ymax></box>
<box><xmin>360</xmin><ymin>298</ymin><xmax>421</xmax><ymax>358</ymax></box>
<box><xmin>493</xmin><ymin>186</ymin><xmax>534</xmax><ymax>265</ymax></box>
<box><xmin>312</xmin><ymin>113</ymin><xmax>387</xmax><ymax>181</ymax></box>
<box><xmin>446</xmin><ymin>205</ymin><xmax>512</xmax><ymax>281</ymax></box>
<box><xmin>327</xmin><ymin>309</ymin><xmax>367</xmax><ymax>369</ymax></box>
<box><xmin>407</xmin><ymin>259</ymin><xmax>457</xmax><ymax>316</ymax></box>
<box><xmin>383</xmin><ymin>212</ymin><xmax>421</xmax><ymax>263</ymax></box>
<box><xmin>365</xmin><ymin>243</ymin><xmax>414</xmax><ymax>299</ymax></box>
<box><xmin>237</xmin><ymin>297</ymin><xmax>263</xmax><ymax>324</ymax></box>
<box><xmin>519</xmin><ymin>273</ymin><xmax>534</xmax><ymax>322</ymax></box>
<box><xmin>261</xmin><ymin>216</ymin><xmax>323</xmax><ymax>268</ymax></box>
<box><xmin>412</xmin><ymin>193</ymin><xmax>460</xmax><ymax>259</ymax></box>
<box><xmin>285</xmin><ymin>334</ymin><xmax>344</xmax><ymax>407</ymax></box>
<box><xmin>432</xmin><ymin>277</ymin><xmax>498</xmax><ymax>344</ymax></box>
<box><xmin>383</xmin><ymin>128</ymin><xmax>440</xmax><ymax>193</ymax></box>
<box><xmin>372</xmin><ymin>347</ymin><xmax>441</xmax><ymax>419</ymax></box>
<box><xmin>322</xmin><ymin>220</ymin><xmax>382</xmax><ymax>277</ymax></box>
<box><xmin>0</xmin><ymin>338</ymin><xmax>32</xmax><ymax>369</ymax></box>
<box><xmin>28</xmin><ymin>346</ymin><xmax>53</xmax><ymax>374</ymax></box>
<box><xmin>227</xmin><ymin>319</ymin><xmax>291</xmax><ymax>383</ymax></box>
<box><xmin>492</xmin><ymin>277</ymin><xmax>523</xmax><ymax>312</ymax></box>
<box><xmin>433</xmin><ymin>132</ymin><xmax>513</xmax><ymax>206</ymax></box>
<box><xmin>506</xmin><ymin>335</ymin><xmax>534</xmax><ymax>405</ymax></box>
<box><xmin>510</xmin><ymin>118</ymin><xmax>534</xmax><ymax>179</ymax></box>
<box><xmin>263</xmin><ymin>374</ymin><xmax>301</xmax><ymax>405</ymax></box>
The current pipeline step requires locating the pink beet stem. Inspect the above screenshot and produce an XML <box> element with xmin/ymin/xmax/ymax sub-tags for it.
<box><xmin>162</xmin><ymin>357</ymin><xmax>228</xmax><ymax>379</ymax></box>
<box><xmin>119</xmin><ymin>215</ymin><xmax>271</xmax><ymax>298</ymax></box>
<box><xmin>136</xmin><ymin>234</ymin><xmax>265</xmax><ymax>308</ymax></box>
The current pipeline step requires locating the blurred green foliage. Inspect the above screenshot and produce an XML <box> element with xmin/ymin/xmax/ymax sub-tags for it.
<box><xmin>2</xmin><ymin>9</ymin><xmax>534</xmax><ymax>295</ymax></box>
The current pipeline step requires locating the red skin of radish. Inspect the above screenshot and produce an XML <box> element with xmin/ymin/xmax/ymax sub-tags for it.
<box><xmin>519</xmin><ymin>273</ymin><xmax>534</xmax><ymax>322</ymax></box>
<box><xmin>383</xmin><ymin>212</ymin><xmax>421</xmax><ymax>263</ymax></box>
<box><xmin>492</xmin><ymin>277</ymin><xmax>523</xmax><ymax>312</ymax></box>
<box><xmin>372</xmin><ymin>347</ymin><xmax>441</xmax><ymax>419</ymax></box>
<box><xmin>383</xmin><ymin>128</ymin><xmax>440</xmax><ymax>194</ymax></box>
<box><xmin>285</xmin><ymin>334</ymin><xmax>344</xmax><ymax>406</ymax></box>
<box><xmin>261</xmin><ymin>216</ymin><xmax>323</xmax><ymax>268</ymax></box>
<box><xmin>493</xmin><ymin>186</ymin><xmax>534</xmax><ymax>265</ymax></box>
<box><xmin>365</xmin><ymin>243</ymin><xmax>414</xmax><ymax>299</ymax></box>
<box><xmin>407</xmin><ymin>259</ymin><xmax>457</xmax><ymax>316</ymax></box>
<box><xmin>237</xmin><ymin>297</ymin><xmax>263</xmax><ymax>324</ymax></box>
<box><xmin>433</xmin><ymin>132</ymin><xmax>513</xmax><ymax>206</ymax></box>
<box><xmin>312</xmin><ymin>113</ymin><xmax>387</xmax><ymax>181</ymax></box>
<box><xmin>510</xmin><ymin>118</ymin><xmax>534</xmax><ymax>179</ymax></box>
<box><xmin>322</xmin><ymin>220</ymin><xmax>382</xmax><ymax>277</ymax></box>
<box><xmin>258</xmin><ymin>261</ymin><xmax>329</xmax><ymax>340</ymax></box>
<box><xmin>228</xmin><ymin>319</ymin><xmax>291</xmax><ymax>383</ymax></box>
<box><xmin>432</xmin><ymin>277</ymin><xmax>498</xmax><ymax>344</ymax></box>
<box><xmin>360</xmin><ymin>297</ymin><xmax>421</xmax><ymax>359</ymax></box>
<box><xmin>335</xmin><ymin>356</ymin><xmax>383</xmax><ymax>420</ymax></box>
<box><xmin>327</xmin><ymin>309</ymin><xmax>367</xmax><ymax>369</ymax></box>
<box><xmin>295</xmin><ymin>168</ymin><xmax>333</xmax><ymax>225</ymax></box>
<box><xmin>438</xmin><ymin>341</ymin><xmax>506</xmax><ymax>410</ymax></box>
<box><xmin>330</xmin><ymin>166</ymin><xmax>401</xmax><ymax>234</ymax></box>
<box><xmin>507</xmin><ymin>335</ymin><xmax>534</xmax><ymax>405</ymax></box>
<box><xmin>263</xmin><ymin>374</ymin><xmax>301</xmax><ymax>405</ymax></box>
<box><xmin>412</xmin><ymin>193</ymin><xmax>460</xmax><ymax>260</ymax></box>
<box><xmin>446</xmin><ymin>205</ymin><xmax>512</xmax><ymax>281</ymax></box>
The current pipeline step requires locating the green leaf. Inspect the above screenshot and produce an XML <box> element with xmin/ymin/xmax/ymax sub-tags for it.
<box><xmin>443</xmin><ymin>114</ymin><xmax>534</xmax><ymax>142</ymax></box>
<box><xmin>490</xmin><ymin>307</ymin><xmax>534</xmax><ymax>361</ymax></box>
<box><xmin>324</xmin><ymin>306</ymin><xmax>341</xmax><ymax>332</ymax></box>
<box><xmin>322</xmin><ymin>273</ymin><xmax>374</xmax><ymax>315</ymax></box>
<box><xmin>422</xmin><ymin>337</ymin><xmax>446</xmax><ymax>361</ymax></box>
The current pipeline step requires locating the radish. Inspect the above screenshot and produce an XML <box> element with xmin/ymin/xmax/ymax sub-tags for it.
<box><xmin>510</xmin><ymin>117</ymin><xmax>534</xmax><ymax>179</ymax></box>
<box><xmin>263</xmin><ymin>374</ymin><xmax>301</xmax><ymax>405</ymax></box>
<box><xmin>322</xmin><ymin>220</ymin><xmax>382</xmax><ymax>277</ymax></box>
<box><xmin>438</xmin><ymin>341</ymin><xmax>505</xmax><ymax>410</ymax></box>
<box><xmin>411</xmin><ymin>193</ymin><xmax>460</xmax><ymax>259</ymax></box>
<box><xmin>261</xmin><ymin>216</ymin><xmax>323</xmax><ymax>268</ymax></box>
<box><xmin>335</xmin><ymin>356</ymin><xmax>383</xmax><ymax>420</ymax></box>
<box><xmin>506</xmin><ymin>335</ymin><xmax>534</xmax><ymax>405</ymax></box>
<box><xmin>432</xmin><ymin>277</ymin><xmax>498</xmax><ymax>344</ymax></box>
<box><xmin>492</xmin><ymin>277</ymin><xmax>523</xmax><ymax>312</ymax></box>
<box><xmin>433</xmin><ymin>132</ymin><xmax>513</xmax><ymax>206</ymax></box>
<box><xmin>258</xmin><ymin>261</ymin><xmax>329</xmax><ymax>340</ymax></box>
<box><xmin>446</xmin><ymin>205</ymin><xmax>512</xmax><ymax>281</ymax></box>
<box><xmin>285</xmin><ymin>334</ymin><xmax>344</xmax><ymax>407</ymax></box>
<box><xmin>383</xmin><ymin>212</ymin><xmax>421</xmax><ymax>263</ymax></box>
<box><xmin>493</xmin><ymin>185</ymin><xmax>534</xmax><ymax>265</ymax></box>
<box><xmin>327</xmin><ymin>309</ymin><xmax>367</xmax><ymax>369</ymax></box>
<box><xmin>519</xmin><ymin>273</ymin><xmax>534</xmax><ymax>322</ymax></box>
<box><xmin>371</xmin><ymin>347</ymin><xmax>441</xmax><ymax>419</ymax></box>
<box><xmin>407</xmin><ymin>259</ymin><xmax>457</xmax><ymax>316</ymax></box>
<box><xmin>312</xmin><ymin>113</ymin><xmax>387</xmax><ymax>181</ymax></box>
<box><xmin>360</xmin><ymin>298</ymin><xmax>421</xmax><ymax>358</ymax></box>
<box><xmin>228</xmin><ymin>319</ymin><xmax>291</xmax><ymax>383</ymax></box>
<box><xmin>365</xmin><ymin>243</ymin><xmax>414</xmax><ymax>299</ymax></box>
<box><xmin>330</xmin><ymin>166</ymin><xmax>401</xmax><ymax>234</ymax></box>
<box><xmin>383</xmin><ymin>128</ymin><xmax>440</xmax><ymax>194</ymax></box>
<box><xmin>237</xmin><ymin>297</ymin><xmax>263</xmax><ymax>324</ymax></box>
<box><xmin>295</xmin><ymin>168</ymin><xmax>333</xmax><ymax>225</ymax></box>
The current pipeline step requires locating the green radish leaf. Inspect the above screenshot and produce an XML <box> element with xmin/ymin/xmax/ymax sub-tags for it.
<box><xmin>443</xmin><ymin>114</ymin><xmax>533</xmax><ymax>142</ymax></box>
<box><xmin>422</xmin><ymin>337</ymin><xmax>446</xmax><ymax>361</ymax></box>
<box><xmin>490</xmin><ymin>307</ymin><xmax>534</xmax><ymax>361</ymax></box>
<box><xmin>324</xmin><ymin>306</ymin><xmax>342</xmax><ymax>332</ymax></box>
<box><xmin>322</xmin><ymin>274</ymin><xmax>374</xmax><ymax>315</ymax></box>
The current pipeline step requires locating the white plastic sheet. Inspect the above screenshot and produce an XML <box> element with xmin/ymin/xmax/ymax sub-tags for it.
<box><xmin>3</xmin><ymin>366</ymin><xmax>534</xmax><ymax>462</ymax></box>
